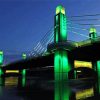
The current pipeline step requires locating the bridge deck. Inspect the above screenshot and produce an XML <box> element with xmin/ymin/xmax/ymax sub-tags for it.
<box><xmin>3</xmin><ymin>38</ymin><xmax>100</xmax><ymax>70</ymax></box>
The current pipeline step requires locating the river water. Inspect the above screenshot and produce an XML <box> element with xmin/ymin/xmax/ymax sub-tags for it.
<box><xmin>0</xmin><ymin>76</ymin><xmax>100</xmax><ymax>100</ymax></box>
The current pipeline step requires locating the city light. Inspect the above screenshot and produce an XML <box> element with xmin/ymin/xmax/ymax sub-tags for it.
<box><xmin>5</xmin><ymin>70</ymin><xmax>19</xmax><ymax>73</ymax></box>
<box><xmin>74</xmin><ymin>60</ymin><xmax>92</xmax><ymax>68</ymax></box>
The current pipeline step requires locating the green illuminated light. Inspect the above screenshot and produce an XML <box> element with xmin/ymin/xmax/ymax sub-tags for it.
<box><xmin>0</xmin><ymin>51</ymin><xmax>3</xmax><ymax>65</ymax></box>
<box><xmin>56</xmin><ymin>5</ymin><xmax>65</xmax><ymax>15</ymax></box>
<box><xmin>54</xmin><ymin>5</ymin><xmax>70</xmax><ymax>81</ymax></box>
<box><xmin>97</xmin><ymin>61</ymin><xmax>100</xmax><ymax>77</ymax></box>
<box><xmin>22</xmin><ymin>54</ymin><xmax>26</xmax><ymax>77</ymax></box>
<box><xmin>22</xmin><ymin>53</ymin><xmax>26</xmax><ymax>59</ymax></box>
<box><xmin>55</xmin><ymin>32</ymin><xmax>58</xmax><ymax>42</ymax></box>
<box><xmin>0</xmin><ymin>51</ymin><xmax>3</xmax><ymax>55</ymax></box>
<box><xmin>97</xmin><ymin>61</ymin><xmax>100</xmax><ymax>71</ymax></box>
<box><xmin>60</xmin><ymin>14</ymin><xmax>67</xmax><ymax>41</ymax></box>
<box><xmin>89</xmin><ymin>27</ymin><xmax>97</xmax><ymax>38</ymax></box>
<box><xmin>62</xmin><ymin>51</ymin><xmax>70</xmax><ymax>73</ymax></box>
<box><xmin>97</xmin><ymin>60</ymin><xmax>100</xmax><ymax>93</ymax></box>
<box><xmin>55</xmin><ymin>82</ymin><xmax>70</xmax><ymax>100</ymax></box>
<box><xmin>22</xmin><ymin>69</ymin><xmax>26</xmax><ymax>76</ymax></box>
<box><xmin>89</xmin><ymin>27</ymin><xmax>96</xmax><ymax>33</ymax></box>
<box><xmin>22</xmin><ymin>76</ymin><xmax>26</xmax><ymax>87</ymax></box>
<box><xmin>0</xmin><ymin>69</ymin><xmax>2</xmax><ymax>76</ymax></box>
<box><xmin>54</xmin><ymin>50</ymin><xmax>71</xmax><ymax>80</ymax></box>
<box><xmin>0</xmin><ymin>68</ymin><xmax>3</xmax><ymax>77</ymax></box>
<box><xmin>54</xmin><ymin>51</ymin><xmax>60</xmax><ymax>73</ymax></box>
<box><xmin>55</xmin><ymin>7</ymin><xmax>67</xmax><ymax>42</ymax></box>
<box><xmin>55</xmin><ymin>15</ymin><xmax>59</xmax><ymax>42</ymax></box>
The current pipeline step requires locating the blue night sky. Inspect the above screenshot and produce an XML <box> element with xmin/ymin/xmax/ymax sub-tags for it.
<box><xmin>0</xmin><ymin>0</ymin><xmax>100</xmax><ymax>64</ymax></box>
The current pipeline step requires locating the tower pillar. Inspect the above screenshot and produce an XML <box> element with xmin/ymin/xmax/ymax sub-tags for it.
<box><xmin>21</xmin><ymin>53</ymin><xmax>26</xmax><ymax>77</ymax></box>
<box><xmin>0</xmin><ymin>51</ymin><xmax>4</xmax><ymax>77</ymax></box>
<box><xmin>54</xmin><ymin>5</ymin><xmax>71</xmax><ymax>81</ymax></box>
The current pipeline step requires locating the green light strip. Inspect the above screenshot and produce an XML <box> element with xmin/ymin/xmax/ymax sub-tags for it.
<box><xmin>55</xmin><ymin>82</ymin><xmax>70</xmax><ymax>100</ymax></box>
<box><xmin>22</xmin><ymin>69</ymin><xmax>26</xmax><ymax>76</ymax></box>
<box><xmin>0</xmin><ymin>68</ymin><xmax>3</xmax><ymax>77</ymax></box>
<box><xmin>0</xmin><ymin>51</ymin><xmax>3</xmax><ymax>65</ymax></box>
<box><xmin>22</xmin><ymin>76</ymin><xmax>26</xmax><ymax>87</ymax></box>
<box><xmin>97</xmin><ymin>61</ymin><xmax>100</xmax><ymax>77</ymax></box>
<box><xmin>60</xmin><ymin>14</ymin><xmax>67</xmax><ymax>41</ymax></box>
<box><xmin>54</xmin><ymin>50</ymin><xmax>71</xmax><ymax>81</ymax></box>
<box><xmin>55</xmin><ymin>15</ymin><xmax>59</xmax><ymax>42</ymax></box>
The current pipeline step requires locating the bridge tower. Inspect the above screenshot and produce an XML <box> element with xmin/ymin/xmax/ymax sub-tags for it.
<box><xmin>89</xmin><ymin>27</ymin><xmax>97</xmax><ymax>39</ymax></box>
<box><xmin>0</xmin><ymin>51</ymin><xmax>4</xmax><ymax>76</ymax></box>
<box><xmin>21</xmin><ymin>53</ymin><xmax>26</xmax><ymax>77</ymax></box>
<box><xmin>89</xmin><ymin>27</ymin><xmax>100</xmax><ymax>80</ymax></box>
<box><xmin>54</xmin><ymin>5</ymin><xmax>71</xmax><ymax>81</ymax></box>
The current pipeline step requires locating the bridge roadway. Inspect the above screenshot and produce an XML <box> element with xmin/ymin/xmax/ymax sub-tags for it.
<box><xmin>3</xmin><ymin>37</ymin><xmax>100</xmax><ymax>70</ymax></box>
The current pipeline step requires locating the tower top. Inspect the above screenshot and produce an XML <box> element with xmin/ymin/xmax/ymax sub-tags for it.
<box><xmin>0</xmin><ymin>51</ymin><xmax>3</xmax><ymax>55</ymax></box>
<box><xmin>22</xmin><ymin>53</ymin><xmax>26</xmax><ymax>59</ymax></box>
<box><xmin>89</xmin><ymin>27</ymin><xmax>96</xmax><ymax>33</ymax></box>
<box><xmin>56</xmin><ymin>5</ymin><xmax>65</xmax><ymax>15</ymax></box>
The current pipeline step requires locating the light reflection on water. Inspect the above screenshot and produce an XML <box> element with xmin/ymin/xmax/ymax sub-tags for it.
<box><xmin>0</xmin><ymin>76</ymin><xmax>100</xmax><ymax>100</ymax></box>
<box><xmin>5</xmin><ymin>77</ymin><xmax>18</xmax><ymax>86</ymax></box>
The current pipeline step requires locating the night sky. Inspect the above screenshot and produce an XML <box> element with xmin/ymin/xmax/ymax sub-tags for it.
<box><xmin>0</xmin><ymin>0</ymin><xmax>100</xmax><ymax>64</ymax></box>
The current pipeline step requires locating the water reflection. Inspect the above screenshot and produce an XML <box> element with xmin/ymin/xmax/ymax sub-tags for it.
<box><xmin>0</xmin><ymin>77</ymin><xmax>3</xmax><ymax>96</ymax></box>
<box><xmin>0</xmin><ymin>76</ymin><xmax>100</xmax><ymax>100</ymax></box>
<box><xmin>96</xmin><ymin>77</ymin><xmax>100</xmax><ymax>94</ymax></box>
<box><xmin>5</xmin><ymin>77</ymin><xmax>18</xmax><ymax>86</ymax></box>
<box><xmin>55</xmin><ymin>81</ymin><xmax>71</xmax><ymax>100</ymax></box>
<box><xmin>22</xmin><ymin>76</ymin><xmax>26</xmax><ymax>87</ymax></box>
<box><xmin>1</xmin><ymin>76</ymin><xmax>26</xmax><ymax>87</ymax></box>
<box><xmin>54</xmin><ymin>78</ymin><xmax>99</xmax><ymax>100</ymax></box>
<box><xmin>75</xmin><ymin>86</ymin><xmax>94</xmax><ymax>99</ymax></box>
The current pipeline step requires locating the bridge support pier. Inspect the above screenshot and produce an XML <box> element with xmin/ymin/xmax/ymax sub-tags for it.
<box><xmin>92</xmin><ymin>59</ymin><xmax>100</xmax><ymax>94</ymax></box>
<box><xmin>0</xmin><ymin>51</ymin><xmax>3</xmax><ymax>77</ymax></box>
<box><xmin>92</xmin><ymin>60</ymin><xmax>100</xmax><ymax>78</ymax></box>
<box><xmin>96</xmin><ymin>60</ymin><xmax>100</xmax><ymax>78</ymax></box>
<box><xmin>21</xmin><ymin>69</ymin><xmax>26</xmax><ymax>77</ymax></box>
<box><xmin>93</xmin><ymin>60</ymin><xmax>100</xmax><ymax>93</ymax></box>
<box><xmin>18</xmin><ymin>69</ymin><xmax>26</xmax><ymax>87</ymax></box>
<box><xmin>55</xmin><ymin>81</ymin><xmax>71</xmax><ymax>100</ymax></box>
<box><xmin>54</xmin><ymin>50</ymin><xmax>71</xmax><ymax>81</ymax></box>
<box><xmin>0</xmin><ymin>68</ymin><xmax>4</xmax><ymax>77</ymax></box>
<box><xmin>53</xmin><ymin>5</ymin><xmax>72</xmax><ymax>81</ymax></box>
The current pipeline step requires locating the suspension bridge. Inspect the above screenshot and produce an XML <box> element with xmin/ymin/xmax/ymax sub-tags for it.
<box><xmin>0</xmin><ymin>5</ymin><xmax>100</xmax><ymax>80</ymax></box>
